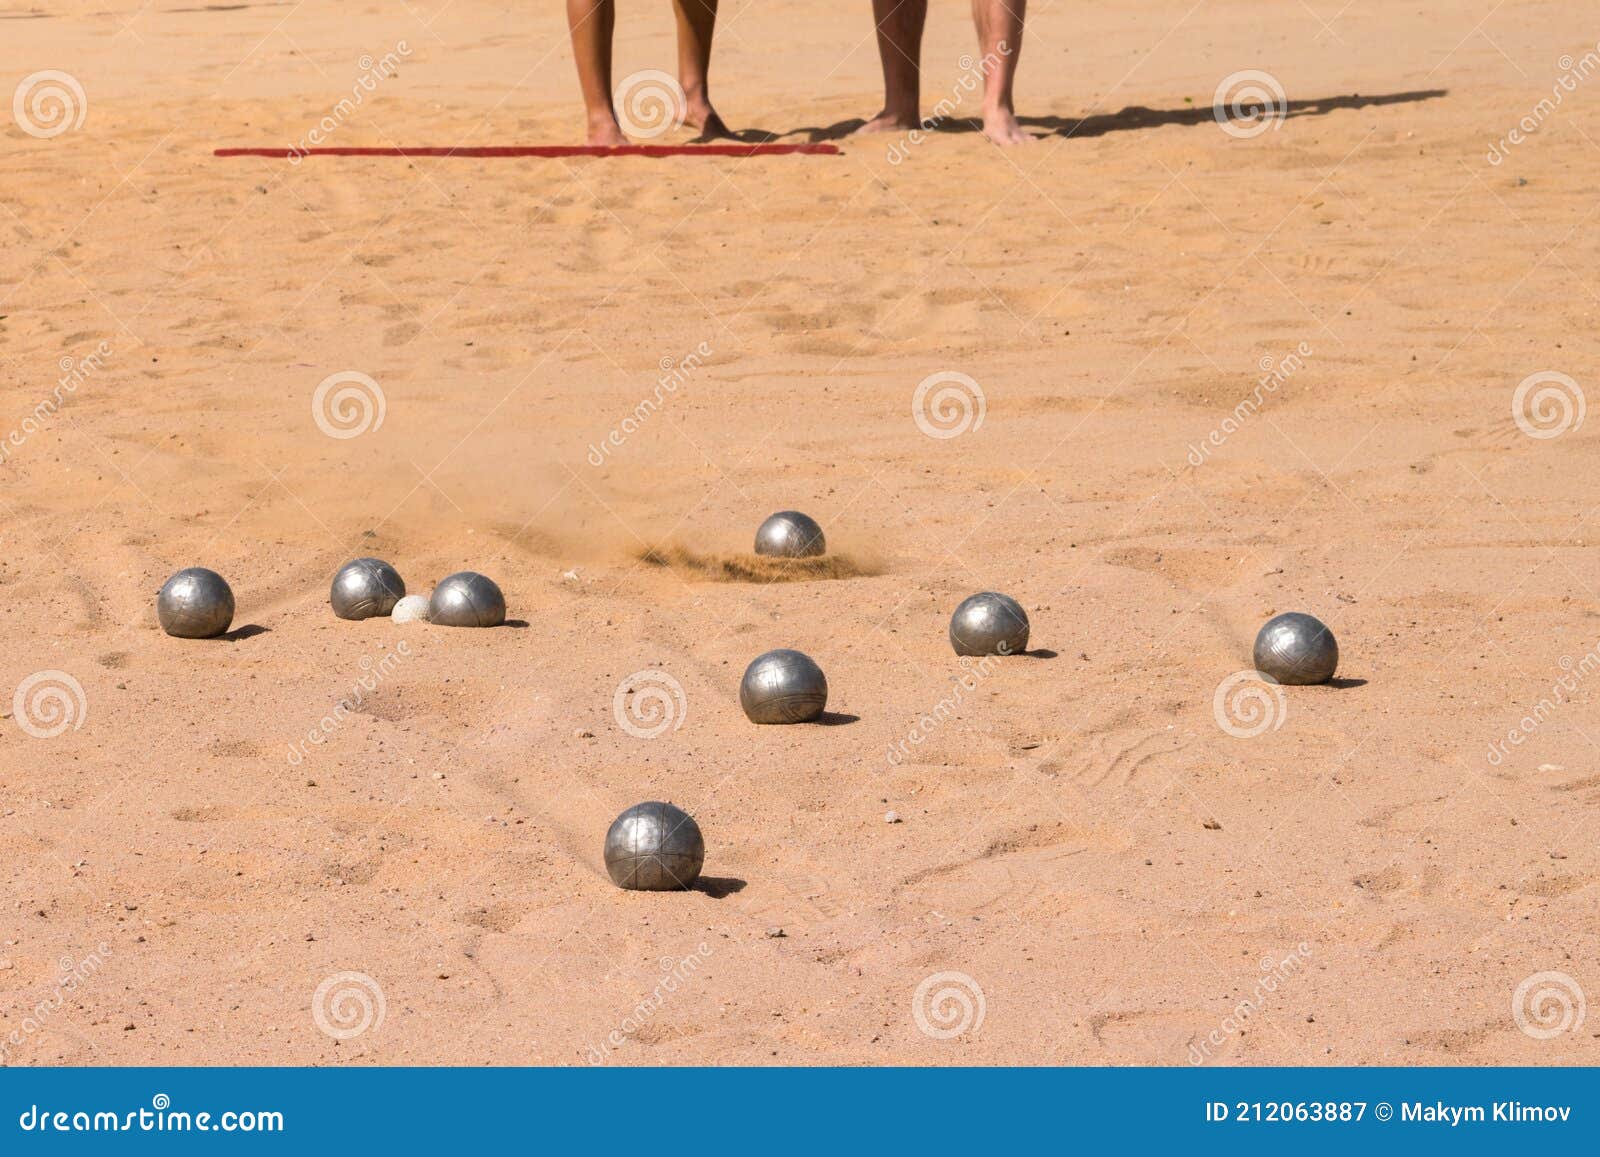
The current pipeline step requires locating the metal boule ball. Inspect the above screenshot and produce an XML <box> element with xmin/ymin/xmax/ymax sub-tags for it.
<box><xmin>1253</xmin><ymin>612</ymin><xmax>1338</xmax><ymax>685</ymax></box>
<box><xmin>330</xmin><ymin>557</ymin><xmax>405</xmax><ymax>620</ymax></box>
<box><xmin>427</xmin><ymin>572</ymin><xmax>506</xmax><ymax>628</ymax></box>
<box><xmin>604</xmin><ymin>801</ymin><xmax>705</xmax><ymax>891</ymax></box>
<box><xmin>754</xmin><ymin>510</ymin><xmax>825</xmax><ymax>558</ymax></box>
<box><xmin>157</xmin><ymin>567</ymin><xmax>235</xmax><ymax>639</ymax></box>
<box><xmin>390</xmin><ymin>594</ymin><xmax>431</xmax><ymax>624</ymax></box>
<box><xmin>739</xmin><ymin>648</ymin><xmax>828</xmax><ymax>724</ymax></box>
<box><xmin>949</xmin><ymin>591</ymin><xmax>1029</xmax><ymax>656</ymax></box>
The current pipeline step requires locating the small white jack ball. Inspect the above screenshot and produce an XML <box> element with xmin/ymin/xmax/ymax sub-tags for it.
<box><xmin>391</xmin><ymin>594</ymin><xmax>431</xmax><ymax>624</ymax></box>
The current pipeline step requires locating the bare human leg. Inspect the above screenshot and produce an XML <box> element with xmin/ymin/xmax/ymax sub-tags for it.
<box><xmin>972</xmin><ymin>0</ymin><xmax>1029</xmax><ymax>144</ymax></box>
<box><xmin>567</xmin><ymin>0</ymin><xmax>628</xmax><ymax>145</ymax></box>
<box><xmin>859</xmin><ymin>0</ymin><xmax>927</xmax><ymax>133</ymax></box>
<box><xmin>673</xmin><ymin>0</ymin><xmax>733</xmax><ymax>138</ymax></box>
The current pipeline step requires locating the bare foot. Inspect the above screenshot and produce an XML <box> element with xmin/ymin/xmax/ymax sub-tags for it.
<box><xmin>855</xmin><ymin>109</ymin><xmax>921</xmax><ymax>135</ymax></box>
<box><xmin>981</xmin><ymin>106</ymin><xmax>1032</xmax><ymax>146</ymax></box>
<box><xmin>585</xmin><ymin>116</ymin><xmax>629</xmax><ymax>147</ymax></box>
<box><xmin>685</xmin><ymin>100</ymin><xmax>734</xmax><ymax>141</ymax></box>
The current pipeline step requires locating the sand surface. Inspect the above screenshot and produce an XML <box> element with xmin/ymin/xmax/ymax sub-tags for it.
<box><xmin>2</xmin><ymin>0</ymin><xmax>1598</xmax><ymax>1065</ymax></box>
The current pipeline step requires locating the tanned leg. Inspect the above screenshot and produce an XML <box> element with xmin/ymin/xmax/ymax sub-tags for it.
<box><xmin>858</xmin><ymin>0</ymin><xmax>927</xmax><ymax>133</ymax></box>
<box><xmin>673</xmin><ymin>0</ymin><xmax>732</xmax><ymax>138</ymax></box>
<box><xmin>568</xmin><ymin>0</ymin><xmax>627</xmax><ymax>145</ymax></box>
<box><xmin>971</xmin><ymin>0</ymin><xmax>1029</xmax><ymax>144</ymax></box>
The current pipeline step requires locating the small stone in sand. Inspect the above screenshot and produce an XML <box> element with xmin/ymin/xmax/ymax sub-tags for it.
<box><xmin>884</xmin><ymin>810</ymin><xmax>901</xmax><ymax>824</ymax></box>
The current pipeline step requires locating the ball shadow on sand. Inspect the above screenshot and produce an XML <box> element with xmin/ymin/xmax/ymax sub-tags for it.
<box><xmin>220</xmin><ymin>624</ymin><xmax>269</xmax><ymax>641</ymax></box>
<box><xmin>694</xmin><ymin>876</ymin><xmax>747</xmax><ymax>899</ymax></box>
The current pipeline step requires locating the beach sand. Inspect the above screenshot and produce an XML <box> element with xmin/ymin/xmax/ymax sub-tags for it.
<box><xmin>2</xmin><ymin>0</ymin><xmax>1597</xmax><ymax>1064</ymax></box>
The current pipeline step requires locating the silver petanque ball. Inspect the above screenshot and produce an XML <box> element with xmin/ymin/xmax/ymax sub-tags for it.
<box><xmin>754</xmin><ymin>510</ymin><xmax>825</xmax><ymax>558</ymax></box>
<box><xmin>330</xmin><ymin>557</ymin><xmax>405</xmax><ymax>620</ymax></box>
<box><xmin>949</xmin><ymin>591</ymin><xmax>1030</xmax><ymax>656</ymax></box>
<box><xmin>157</xmin><ymin>567</ymin><xmax>235</xmax><ymax>639</ymax></box>
<box><xmin>390</xmin><ymin>594</ymin><xmax>431</xmax><ymax>624</ymax></box>
<box><xmin>604</xmin><ymin>801</ymin><xmax>705</xmax><ymax>891</ymax></box>
<box><xmin>427</xmin><ymin>571</ymin><xmax>506</xmax><ymax>628</ymax></box>
<box><xmin>1253</xmin><ymin>612</ymin><xmax>1338</xmax><ymax>685</ymax></box>
<box><xmin>739</xmin><ymin>648</ymin><xmax>828</xmax><ymax>724</ymax></box>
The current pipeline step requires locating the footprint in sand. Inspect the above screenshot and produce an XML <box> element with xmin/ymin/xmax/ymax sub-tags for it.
<box><xmin>1054</xmin><ymin>727</ymin><xmax>1197</xmax><ymax>792</ymax></box>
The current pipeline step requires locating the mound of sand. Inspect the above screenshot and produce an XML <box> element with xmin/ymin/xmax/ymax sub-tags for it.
<box><xmin>637</xmin><ymin>545</ymin><xmax>879</xmax><ymax>583</ymax></box>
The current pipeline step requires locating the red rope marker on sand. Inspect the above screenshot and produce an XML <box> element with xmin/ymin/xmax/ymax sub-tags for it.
<box><xmin>214</xmin><ymin>144</ymin><xmax>842</xmax><ymax>159</ymax></box>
